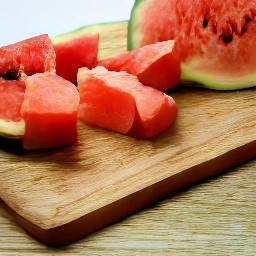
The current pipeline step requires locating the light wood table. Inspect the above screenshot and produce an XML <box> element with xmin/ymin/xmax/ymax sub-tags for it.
<box><xmin>1</xmin><ymin>159</ymin><xmax>255</xmax><ymax>255</ymax></box>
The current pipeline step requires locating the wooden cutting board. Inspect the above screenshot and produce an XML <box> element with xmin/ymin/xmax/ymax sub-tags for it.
<box><xmin>0</xmin><ymin>22</ymin><xmax>255</xmax><ymax>247</ymax></box>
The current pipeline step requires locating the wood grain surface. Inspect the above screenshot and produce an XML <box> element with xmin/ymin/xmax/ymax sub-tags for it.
<box><xmin>0</xmin><ymin>159</ymin><xmax>255</xmax><ymax>255</ymax></box>
<box><xmin>0</xmin><ymin>22</ymin><xmax>255</xmax><ymax>247</ymax></box>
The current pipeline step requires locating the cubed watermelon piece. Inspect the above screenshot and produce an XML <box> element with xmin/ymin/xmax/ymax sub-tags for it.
<box><xmin>99</xmin><ymin>40</ymin><xmax>180</xmax><ymax>91</ymax></box>
<box><xmin>53</xmin><ymin>25</ymin><xmax>99</xmax><ymax>84</ymax></box>
<box><xmin>78</xmin><ymin>70</ymin><xmax>136</xmax><ymax>134</ymax></box>
<box><xmin>0</xmin><ymin>34</ymin><xmax>56</xmax><ymax>78</ymax></box>
<box><xmin>78</xmin><ymin>67</ymin><xmax>177</xmax><ymax>139</ymax></box>
<box><xmin>21</xmin><ymin>72</ymin><xmax>80</xmax><ymax>149</ymax></box>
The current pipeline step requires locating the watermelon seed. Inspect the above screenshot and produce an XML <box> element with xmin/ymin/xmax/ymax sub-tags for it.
<box><xmin>221</xmin><ymin>33</ymin><xmax>233</xmax><ymax>44</ymax></box>
<box><xmin>0</xmin><ymin>70</ymin><xmax>18</xmax><ymax>80</ymax></box>
<box><xmin>203</xmin><ymin>18</ymin><xmax>208</xmax><ymax>28</ymax></box>
<box><xmin>221</xmin><ymin>22</ymin><xmax>234</xmax><ymax>44</ymax></box>
<box><xmin>241</xmin><ymin>16</ymin><xmax>252</xmax><ymax>33</ymax></box>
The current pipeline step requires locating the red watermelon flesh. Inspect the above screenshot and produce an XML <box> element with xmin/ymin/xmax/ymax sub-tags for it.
<box><xmin>0</xmin><ymin>78</ymin><xmax>25</xmax><ymax>138</ymax></box>
<box><xmin>99</xmin><ymin>40</ymin><xmax>180</xmax><ymax>91</ymax></box>
<box><xmin>128</xmin><ymin>90</ymin><xmax>177</xmax><ymax>139</ymax></box>
<box><xmin>53</xmin><ymin>33</ymin><xmax>99</xmax><ymax>84</ymax></box>
<box><xmin>128</xmin><ymin>0</ymin><xmax>256</xmax><ymax>90</ymax></box>
<box><xmin>21</xmin><ymin>72</ymin><xmax>80</xmax><ymax>149</ymax></box>
<box><xmin>78</xmin><ymin>66</ymin><xmax>177</xmax><ymax>139</ymax></box>
<box><xmin>0</xmin><ymin>34</ymin><xmax>56</xmax><ymax>77</ymax></box>
<box><xmin>0</xmin><ymin>78</ymin><xmax>25</xmax><ymax>122</ymax></box>
<box><xmin>78</xmin><ymin>68</ymin><xmax>136</xmax><ymax>134</ymax></box>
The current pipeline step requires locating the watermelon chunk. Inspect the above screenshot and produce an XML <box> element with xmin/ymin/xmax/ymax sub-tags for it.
<box><xmin>0</xmin><ymin>34</ymin><xmax>56</xmax><ymax>78</ymax></box>
<box><xmin>21</xmin><ymin>72</ymin><xmax>80</xmax><ymax>149</ymax></box>
<box><xmin>128</xmin><ymin>0</ymin><xmax>256</xmax><ymax>90</ymax></box>
<box><xmin>78</xmin><ymin>66</ymin><xmax>177</xmax><ymax>139</ymax></box>
<box><xmin>0</xmin><ymin>78</ymin><xmax>25</xmax><ymax>138</ymax></box>
<box><xmin>99</xmin><ymin>40</ymin><xmax>180</xmax><ymax>91</ymax></box>
<box><xmin>52</xmin><ymin>25</ymin><xmax>99</xmax><ymax>84</ymax></box>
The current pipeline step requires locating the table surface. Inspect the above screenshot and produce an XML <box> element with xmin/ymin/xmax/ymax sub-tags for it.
<box><xmin>0</xmin><ymin>159</ymin><xmax>255</xmax><ymax>255</ymax></box>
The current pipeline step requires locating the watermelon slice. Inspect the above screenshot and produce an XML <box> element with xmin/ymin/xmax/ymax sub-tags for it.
<box><xmin>21</xmin><ymin>72</ymin><xmax>80</xmax><ymax>149</ymax></box>
<box><xmin>78</xmin><ymin>66</ymin><xmax>177</xmax><ymax>139</ymax></box>
<box><xmin>99</xmin><ymin>40</ymin><xmax>180</xmax><ymax>91</ymax></box>
<box><xmin>0</xmin><ymin>34</ymin><xmax>55</xmax><ymax>78</ymax></box>
<box><xmin>52</xmin><ymin>25</ymin><xmax>99</xmax><ymax>84</ymax></box>
<box><xmin>128</xmin><ymin>0</ymin><xmax>256</xmax><ymax>90</ymax></box>
<box><xmin>0</xmin><ymin>78</ymin><xmax>25</xmax><ymax>138</ymax></box>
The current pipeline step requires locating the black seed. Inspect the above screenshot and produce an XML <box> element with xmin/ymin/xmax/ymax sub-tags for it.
<box><xmin>242</xmin><ymin>16</ymin><xmax>252</xmax><ymax>33</ymax></box>
<box><xmin>203</xmin><ymin>18</ymin><xmax>208</xmax><ymax>28</ymax></box>
<box><xmin>221</xmin><ymin>33</ymin><xmax>233</xmax><ymax>44</ymax></box>
<box><xmin>245</xmin><ymin>17</ymin><xmax>251</xmax><ymax>23</ymax></box>
<box><xmin>0</xmin><ymin>70</ymin><xmax>19</xmax><ymax>80</ymax></box>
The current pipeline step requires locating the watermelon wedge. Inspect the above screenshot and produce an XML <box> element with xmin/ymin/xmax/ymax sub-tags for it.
<box><xmin>128</xmin><ymin>0</ymin><xmax>256</xmax><ymax>90</ymax></box>
<box><xmin>21</xmin><ymin>72</ymin><xmax>80</xmax><ymax>149</ymax></box>
<box><xmin>0</xmin><ymin>78</ymin><xmax>25</xmax><ymax>138</ymax></box>
<box><xmin>52</xmin><ymin>25</ymin><xmax>99</xmax><ymax>84</ymax></box>
<box><xmin>0</xmin><ymin>34</ymin><xmax>55</xmax><ymax>78</ymax></box>
<box><xmin>99</xmin><ymin>40</ymin><xmax>180</xmax><ymax>91</ymax></box>
<box><xmin>78</xmin><ymin>66</ymin><xmax>177</xmax><ymax>139</ymax></box>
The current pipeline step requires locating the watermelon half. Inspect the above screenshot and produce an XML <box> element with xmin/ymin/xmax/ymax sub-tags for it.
<box><xmin>52</xmin><ymin>25</ymin><xmax>99</xmax><ymax>84</ymax></box>
<box><xmin>128</xmin><ymin>0</ymin><xmax>256</xmax><ymax>90</ymax></box>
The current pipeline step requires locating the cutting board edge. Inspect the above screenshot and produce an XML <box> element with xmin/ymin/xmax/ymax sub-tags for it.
<box><xmin>1</xmin><ymin>140</ymin><xmax>255</xmax><ymax>247</ymax></box>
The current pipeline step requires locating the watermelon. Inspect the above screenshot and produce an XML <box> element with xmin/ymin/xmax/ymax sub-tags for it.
<box><xmin>0</xmin><ymin>34</ymin><xmax>55</xmax><ymax>78</ymax></box>
<box><xmin>128</xmin><ymin>0</ymin><xmax>256</xmax><ymax>90</ymax></box>
<box><xmin>21</xmin><ymin>72</ymin><xmax>80</xmax><ymax>149</ymax></box>
<box><xmin>0</xmin><ymin>78</ymin><xmax>25</xmax><ymax>138</ymax></box>
<box><xmin>78</xmin><ymin>66</ymin><xmax>177</xmax><ymax>139</ymax></box>
<box><xmin>52</xmin><ymin>25</ymin><xmax>99</xmax><ymax>84</ymax></box>
<box><xmin>99</xmin><ymin>40</ymin><xmax>180</xmax><ymax>91</ymax></box>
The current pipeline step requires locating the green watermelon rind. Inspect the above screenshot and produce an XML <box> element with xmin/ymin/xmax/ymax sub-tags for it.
<box><xmin>52</xmin><ymin>24</ymin><xmax>100</xmax><ymax>44</ymax></box>
<box><xmin>52</xmin><ymin>21</ymin><xmax>127</xmax><ymax>44</ymax></box>
<box><xmin>181</xmin><ymin>62</ymin><xmax>256</xmax><ymax>90</ymax></box>
<box><xmin>127</xmin><ymin>0</ymin><xmax>145</xmax><ymax>50</ymax></box>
